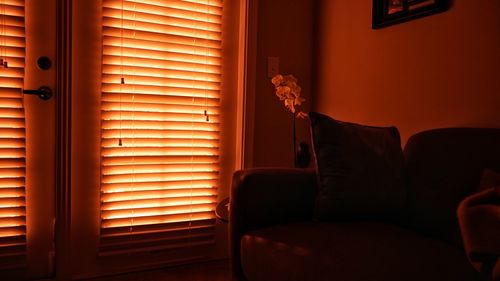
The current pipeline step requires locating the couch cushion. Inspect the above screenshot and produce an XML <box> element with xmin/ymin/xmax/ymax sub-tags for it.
<box><xmin>240</xmin><ymin>222</ymin><xmax>479</xmax><ymax>281</ymax></box>
<box><xmin>403</xmin><ymin>128</ymin><xmax>500</xmax><ymax>246</ymax></box>
<box><xmin>308</xmin><ymin>112</ymin><xmax>406</xmax><ymax>221</ymax></box>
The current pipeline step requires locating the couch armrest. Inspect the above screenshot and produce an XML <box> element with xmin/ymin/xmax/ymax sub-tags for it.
<box><xmin>229</xmin><ymin>168</ymin><xmax>317</xmax><ymax>280</ymax></box>
<box><xmin>457</xmin><ymin>187</ymin><xmax>500</xmax><ymax>280</ymax></box>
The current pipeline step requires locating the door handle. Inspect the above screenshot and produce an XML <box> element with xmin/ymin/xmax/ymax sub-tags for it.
<box><xmin>23</xmin><ymin>86</ymin><xmax>53</xmax><ymax>101</ymax></box>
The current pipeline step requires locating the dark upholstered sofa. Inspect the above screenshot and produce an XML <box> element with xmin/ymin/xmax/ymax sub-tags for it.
<box><xmin>230</xmin><ymin>128</ymin><xmax>500</xmax><ymax>281</ymax></box>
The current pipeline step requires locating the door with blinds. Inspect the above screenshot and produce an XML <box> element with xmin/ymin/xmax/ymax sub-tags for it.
<box><xmin>100</xmin><ymin>0</ymin><xmax>222</xmax><ymax>263</ymax></box>
<box><xmin>0</xmin><ymin>0</ymin><xmax>56</xmax><ymax>280</ymax></box>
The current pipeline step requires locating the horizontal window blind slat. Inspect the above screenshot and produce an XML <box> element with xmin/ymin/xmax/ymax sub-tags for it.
<box><xmin>101</xmin><ymin>226</ymin><xmax>214</xmax><ymax>250</ymax></box>
<box><xmin>102</xmin><ymin>55</ymin><xmax>221</xmax><ymax>75</ymax></box>
<box><xmin>0</xmin><ymin>225</ymin><xmax>25</xmax><ymax>237</ymax></box>
<box><xmin>0</xmin><ymin>243</ymin><xmax>25</xmax><ymax>256</ymax></box>
<box><xmin>103</xmin><ymin>5</ymin><xmax>221</xmax><ymax>27</ymax></box>
<box><xmin>0</xmin><ymin>4</ymin><xmax>23</xmax><ymax>17</ymax></box>
<box><xmin>0</xmin><ymin>77</ymin><xmax>22</xmax><ymax>89</ymax></box>
<box><xmin>0</xmin><ymin>188</ymin><xmax>24</xmax><ymax>197</ymax></box>
<box><xmin>2</xmin><ymin>1</ymin><xmax>24</xmax><ymax>7</ymax></box>
<box><xmin>0</xmin><ymin>60</ymin><xmax>23</xmax><ymax>71</ymax></box>
<box><xmin>101</xmin><ymin>106</ymin><xmax>219</xmax><ymax>118</ymax></box>
<box><xmin>102</xmin><ymin>171</ymin><xmax>218</xmax><ymax>184</ymax></box>
<box><xmin>102</xmin><ymin>47</ymin><xmax>221</xmax><ymax>65</ymax></box>
<box><xmin>0</xmin><ymin>119</ymin><xmax>24</xmax><ymax>128</ymax></box>
<box><xmin>101</xmin><ymin>108</ymin><xmax>219</xmax><ymax>117</ymax></box>
<box><xmin>103</xmin><ymin>36</ymin><xmax>220</xmax><ymax>60</ymax></box>
<box><xmin>0</xmin><ymin>245</ymin><xmax>27</xmax><ymax>271</ymax></box>
<box><xmin>101</xmin><ymin>129</ymin><xmax>219</xmax><ymax>140</ymax></box>
<box><xmin>0</xmin><ymin>205</ymin><xmax>25</xmax><ymax>214</ymax></box>
<box><xmin>101</xmin><ymin>219</ymin><xmax>213</xmax><ymax>237</ymax></box>
<box><xmin>132</xmin><ymin>0</ymin><xmax>223</xmax><ymax>9</ymax></box>
<box><xmin>0</xmin><ymin>216</ymin><xmax>26</xmax><ymax>227</ymax></box>
<box><xmin>100</xmin><ymin>233</ymin><xmax>214</xmax><ymax>253</ymax></box>
<box><xmin>102</xmin><ymin>163</ymin><xmax>218</xmax><ymax>175</ymax></box>
<box><xmin>102</xmin><ymin>84</ymin><xmax>219</xmax><ymax>97</ymax></box>
<box><xmin>0</xmin><ymin>148</ymin><xmax>24</xmax><ymax>158</ymax></box>
<box><xmin>103</xmin><ymin>0</ymin><xmax>222</xmax><ymax>18</ymax></box>
<box><xmin>0</xmin><ymin>35</ymin><xmax>25</xmax><ymax>50</ymax></box>
<box><xmin>0</xmin><ymin>139</ymin><xmax>25</xmax><ymax>148</ymax></box>
<box><xmin>0</xmin><ymin>172</ymin><xmax>24</xmax><ymax>181</ymax></box>
<box><xmin>0</xmin><ymin>87</ymin><xmax>22</xmax><ymax>95</ymax></box>
<box><xmin>102</xmin><ymin>63</ymin><xmax>221</xmax><ymax>82</ymax></box>
<box><xmin>102</xmin><ymin>209</ymin><xmax>216</xmax><ymax>224</ymax></box>
<box><xmin>0</xmin><ymin>127</ymin><xmax>24</xmax><ymax>136</ymax></box>
<box><xmin>103</xmin><ymin>26</ymin><xmax>220</xmax><ymax>49</ymax></box>
<box><xmin>102</xmin><ymin>119</ymin><xmax>219</xmax><ymax>130</ymax></box>
<box><xmin>102</xmin><ymin>154</ymin><xmax>217</xmax><ymax>165</ymax></box>
<box><xmin>0</xmin><ymin>234</ymin><xmax>25</xmax><ymax>245</ymax></box>
<box><xmin>102</xmin><ymin>93</ymin><xmax>219</xmax><ymax>105</ymax></box>
<box><xmin>101</xmin><ymin>211</ymin><xmax>214</xmax><ymax>228</ymax></box>
<box><xmin>102</xmin><ymin>17</ymin><xmax>221</xmax><ymax>41</ymax></box>
<box><xmin>102</xmin><ymin>197</ymin><xmax>216</xmax><ymax>212</ymax></box>
<box><xmin>0</xmin><ymin>14</ymin><xmax>23</xmax><ymax>27</ymax></box>
<box><xmin>0</xmin><ymin>177</ymin><xmax>24</xmax><ymax>188</ymax></box>
<box><xmin>0</xmin><ymin>25</ymin><xmax>24</xmax><ymax>38</ymax></box>
<box><xmin>98</xmin><ymin>239</ymin><xmax>214</xmax><ymax>257</ymax></box>
<box><xmin>101</xmin><ymin>179</ymin><xmax>217</xmax><ymax>194</ymax></box>
<box><xmin>101</xmin><ymin>187</ymin><xmax>216</xmax><ymax>201</ymax></box>
<box><xmin>0</xmin><ymin>256</ymin><xmax>26</xmax><ymax>271</ymax></box>
<box><xmin>0</xmin><ymin>247</ymin><xmax>25</xmax><ymax>259</ymax></box>
<box><xmin>102</xmin><ymin>74</ymin><xmax>220</xmax><ymax>91</ymax></box>
<box><xmin>102</xmin><ymin>137</ymin><xmax>218</xmax><ymax>148</ymax></box>
<box><xmin>102</xmin><ymin>147</ymin><xmax>218</xmax><ymax>157</ymax></box>
<box><xmin>101</xmin><ymin>229</ymin><xmax>214</xmax><ymax>252</ymax></box>
<box><xmin>102</xmin><ymin>183</ymin><xmax>216</xmax><ymax>196</ymax></box>
<box><xmin>102</xmin><ymin>34</ymin><xmax>220</xmax><ymax>56</ymax></box>
<box><xmin>0</xmin><ymin>67</ymin><xmax>23</xmax><ymax>79</ymax></box>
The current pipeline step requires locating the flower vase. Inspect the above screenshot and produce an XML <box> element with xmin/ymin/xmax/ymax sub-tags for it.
<box><xmin>297</xmin><ymin>141</ymin><xmax>311</xmax><ymax>168</ymax></box>
<box><xmin>293</xmin><ymin>114</ymin><xmax>297</xmax><ymax>167</ymax></box>
<box><xmin>293</xmin><ymin>116</ymin><xmax>311</xmax><ymax>168</ymax></box>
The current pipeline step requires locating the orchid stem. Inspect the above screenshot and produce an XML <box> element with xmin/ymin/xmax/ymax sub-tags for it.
<box><xmin>293</xmin><ymin>114</ymin><xmax>297</xmax><ymax>168</ymax></box>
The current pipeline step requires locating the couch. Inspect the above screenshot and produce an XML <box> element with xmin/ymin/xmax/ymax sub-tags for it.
<box><xmin>230</xmin><ymin>127</ymin><xmax>500</xmax><ymax>281</ymax></box>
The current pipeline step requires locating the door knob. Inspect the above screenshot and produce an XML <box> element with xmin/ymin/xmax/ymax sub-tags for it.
<box><xmin>23</xmin><ymin>86</ymin><xmax>53</xmax><ymax>100</ymax></box>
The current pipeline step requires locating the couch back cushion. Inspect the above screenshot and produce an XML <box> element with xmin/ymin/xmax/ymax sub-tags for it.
<box><xmin>309</xmin><ymin>112</ymin><xmax>406</xmax><ymax>222</ymax></box>
<box><xmin>403</xmin><ymin>128</ymin><xmax>500</xmax><ymax>246</ymax></box>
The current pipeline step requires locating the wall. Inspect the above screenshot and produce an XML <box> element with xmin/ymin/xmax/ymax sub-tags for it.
<box><xmin>248</xmin><ymin>0</ymin><xmax>315</xmax><ymax>167</ymax></box>
<box><xmin>70</xmin><ymin>0</ymin><xmax>102</xmax><ymax>277</ymax></box>
<box><xmin>315</xmin><ymin>0</ymin><xmax>500</xmax><ymax>145</ymax></box>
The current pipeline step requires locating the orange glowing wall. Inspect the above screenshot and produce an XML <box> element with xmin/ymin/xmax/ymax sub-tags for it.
<box><xmin>314</xmin><ymin>0</ymin><xmax>500</xmax><ymax>144</ymax></box>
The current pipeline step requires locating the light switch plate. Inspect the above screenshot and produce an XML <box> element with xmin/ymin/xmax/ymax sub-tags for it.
<box><xmin>267</xmin><ymin>57</ymin><xmax>279</xmax><ymax>78</ymax></box>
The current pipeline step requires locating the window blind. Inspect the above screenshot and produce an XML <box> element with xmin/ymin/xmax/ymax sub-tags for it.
<box><xmin>0</xmin><ymin>0</ymin><xmax>26</xmax><ymax>270</ymax></box>
<box><xmin>100</xmin><ymin>0</ymin><xmax>222</xmax><ymax>257</ymax></box>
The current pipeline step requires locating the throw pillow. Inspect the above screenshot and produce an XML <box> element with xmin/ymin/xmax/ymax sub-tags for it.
<box><xmin>309</xmin><ymin>112</ymin><xmax>406</xmax><ymax>221</ymax></box>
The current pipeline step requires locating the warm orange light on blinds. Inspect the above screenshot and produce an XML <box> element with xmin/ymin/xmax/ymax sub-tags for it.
<box><xmin>0</xmin><ymin>0</ymin><xmax>26</xmax><ymax>269</ymax></box>
<box><xmin>100</xmin><ymin>0</ymin><xmax>222</xmax><ymax>256</ymax></box>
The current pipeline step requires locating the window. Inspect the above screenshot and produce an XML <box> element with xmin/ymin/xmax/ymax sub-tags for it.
<box><xmin>0</xmin><ymin>0</ymin><xmax>26</xmax><ymax>269</ymax></box>
<box><xmin>100</xmin><ymin>0</ymin><xmax>222</xmax><ymax>258</ymax></box>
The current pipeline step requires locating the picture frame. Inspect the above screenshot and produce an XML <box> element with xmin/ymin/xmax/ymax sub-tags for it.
<box><xmin>372</xmin><ymin>0</ymin><xmax>449</xmax><ymax>29</ymax></box>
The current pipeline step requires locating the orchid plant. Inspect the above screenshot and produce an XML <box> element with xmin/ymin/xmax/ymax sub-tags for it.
<box><xmin>271</xmin><ymin>74</ymin><xmax>307</xmax><ymax>118</ymax></box>
<box><xmin>271</xmin><ymin>74</ymin><xmax>309</xmax><ymax>167</ymax></box>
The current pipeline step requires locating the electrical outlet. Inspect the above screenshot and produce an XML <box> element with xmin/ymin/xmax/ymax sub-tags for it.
<box><xmin>268</xmin><ymin>57</ymin><xmax>279</xmax><ymax>78</ymax></box>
